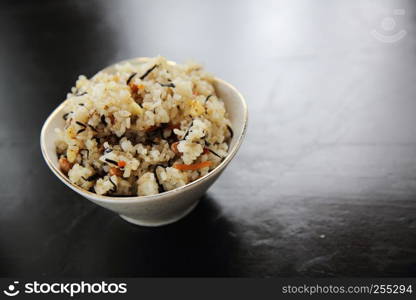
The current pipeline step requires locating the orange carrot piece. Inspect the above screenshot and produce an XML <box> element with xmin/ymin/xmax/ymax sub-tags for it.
<box><xmin>173</xmin><ymin>161</ymin><xmax>212</xmax><ymax>171</ymax></box>
<box><xmin>118</xmin><ymin>160</ymin><xmax>126</xmax><ymax>168</ymax></box>
<box><xmin>59</xmin><ymin>157</ymin><xmax>73</xmax><ymax>174</ymax></box>
<box><xmin>109</xmin><ymin>167</ymin><xmax>122</xmax><ymax>177</ymax></box>
<box><xmin>130</xmin><ymin>84</ymin><xmax>138</xmax><ymax>94</ymax></box>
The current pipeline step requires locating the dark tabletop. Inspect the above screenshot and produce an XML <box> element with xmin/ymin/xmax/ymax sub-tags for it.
<box><xmin>1</xmin><ymin>0</ymin><xmax>416</xmax><ymax>277</ymax></box>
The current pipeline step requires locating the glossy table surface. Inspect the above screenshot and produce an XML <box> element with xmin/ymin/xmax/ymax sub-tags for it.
<box><xmin>1</xmin><ymin>0</ymin><xmax>416</xmax><ymax>277</ymax></box>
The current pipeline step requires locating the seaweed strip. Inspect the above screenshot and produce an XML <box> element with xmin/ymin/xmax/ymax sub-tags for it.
<box><xmin>82</xmin><ymin>173</ymin><xmax>99</xmax><ymax>182</ymax></box>
<box><xmin>80</xmin><ymin>149</ymin><xmax>89</xmax><ymax>159</ymax></box>
<box><xmin>140</xmin><ymin>64</ymin><xmax>158</xmax><ymax>80</ymax></box>
<box><xmin>204</xmin><ymin>95</ymin><xmax>213</xmax><ymax>114</ymax></box>
<box><xmin>182</xmin><ymin>120</ymin><xmax>193</xmax><ymax>140</ymax></box>
<box><xmin>88</xmin><ymin>124</ymin><xmax>97</xmax><ymax>132</ymax></box>
<box><xmin>76</xmin><ymin>92</ymin><xmax>87</xmax><ymax>97</ymax></box>
<box><xmin>105</xmin><ymin>158</ymin><xmax>118</xmax><ymax>165</ymax></box>
<box><xmin>78</xmin><ymin>103</ymin><xmax>84</xmax><ymax>106</ymax></box>
<box><xmin>166</xmin><ymin>158</ymin><xmax>176</xmax><ymax>167</ymax></box>
<box><xmin>101</xmin><ymin>115</ymin><xmax>107</xmax><ymax>126</ymax></box>
<box><xmin>63</xmin><ymin>113</ymin><xmax>69</xmax><ymax>120</ymax></box>
<box><xmin>109</xmin><ymin>176</ymin><xmax>117</xmax><ymax>193</ymax></box>
<box><xmin>76</xmin><ymin>121</ymin><xmax>86</xmax><ymax>128</ymax></box>
<box><xmin>126</xmin><ymin>72</ymin><xmax>137</xmax><ymax>85</ymax></box>
<box><xmin>104</xmin><ymin>148</ymin><xmax>113</xmax><ymax>154</ymax></box>
<box><xmin>159</xmin><ymin>82</ymin><xmax>176</xmax><ymax>88</ymax></box>
<box><xmin>77</xmin><ymin>128</ymin><xmax>86</xmax><ymax>134</ymax></box>
<box><xmin>207</xmin><ymin>148</ymin><xmax>221</xmax><ymax>158</ymax></box>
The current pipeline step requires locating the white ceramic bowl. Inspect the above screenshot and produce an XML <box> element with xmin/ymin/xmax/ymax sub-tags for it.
<box><xmin>40</xmin><ymin>58</ymin><xmax>248</xmax><ymax>226</ymax></box>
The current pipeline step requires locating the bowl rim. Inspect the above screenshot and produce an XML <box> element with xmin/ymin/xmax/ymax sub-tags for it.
<box><xmin>40</xmin><ymin>60</ymin><xmax>248</xmax><ymax>204</ymax></box>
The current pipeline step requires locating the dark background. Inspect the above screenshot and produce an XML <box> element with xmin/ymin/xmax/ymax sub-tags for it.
<box><xmin>1</xmin><ymin>0</ymin><xmax>416</xmax><ymax>277</ymax></box>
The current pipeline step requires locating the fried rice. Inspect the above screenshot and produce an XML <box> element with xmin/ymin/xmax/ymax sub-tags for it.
<box><xmin>55</xmin><ymin>56</ymin><xmax>232</xmax><ymax>196</ymax></box>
